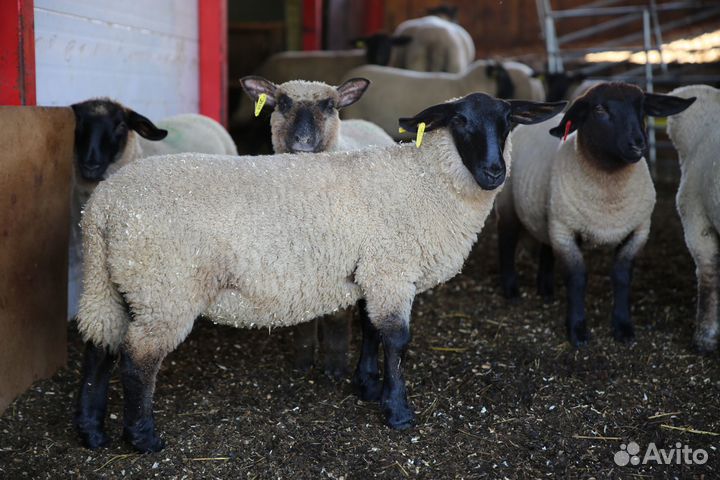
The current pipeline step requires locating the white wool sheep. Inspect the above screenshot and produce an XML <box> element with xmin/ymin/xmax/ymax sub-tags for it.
<box><xmin>496</xmin><ymin>82</ymin><xmax>694</xmax><ymax>347</ymax></box>
<box><xmin>68</xmin><ymin>99</ymin><xmax>238</xmax><ymax>319</ymax></box>
<box><xmin>341</xmin><ymin>60</ymin><xmax>528</xmax><ymax>138</ymax></box>
<box><xmin>667</xmin><ymin>84</ymin><xmax>720</xmax><ymax>352</ymax></box>
<box><xmin>73</xmin><ymin>93</ymin><xmax>565</xmax><ymax>452</ymax></box>
<box><xmin>240</xmin><ymin>75</ymin><xmax>394</xmax><ymax>377</ymax></box>
<box><xmin>390</xmin><ymin>15</ymin><xmax>474</xmax><ymax>73</ymax></box>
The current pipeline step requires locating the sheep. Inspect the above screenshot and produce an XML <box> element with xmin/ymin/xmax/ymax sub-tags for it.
<box><xmin>427</xmin><ymin>5</ymin><xmax>459</xmax><ymax>22</ymax></box>
<box><xmin>68</xmin><ymin>99</ymin><xmax>237</xmax><ymax>319</ymax></box>
<box><xmin>390</xmin><ymin>15</ymin><xmax>474</xmax><ymax>73</ymax></box>
<box><xmin>666</xmin><ymin>84</ymin><xmax>720</xmax><ymax>352</ymax></box>
<box><xmin>73</xmin><ymin>92</ymin><xmax>566</xmax><ymax>452</ymax></box>
<box><xmin>239</xmin><ymin>75</ymin><xmax>394</xmax><ymax>377</ymax></box>
<box><xmin>230</xmin><ymin>35</ymin><xmax>412</xmax><ymax>128</ymax></box>
<box><xmin>495</xmin><ymin>82</ymin><xmax>695</xmax><ymax>346</ymax></box>
<box><xmin>341</xmin><ymin>60</ymin><xmax>517</xmax><ymax>139</ymax></box>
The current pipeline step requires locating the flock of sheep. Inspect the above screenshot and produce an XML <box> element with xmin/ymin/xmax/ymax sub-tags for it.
<box><xmin>65</xmin><ymin>9</ymin><xmax>717</xmax><ymax>454</ymax></box>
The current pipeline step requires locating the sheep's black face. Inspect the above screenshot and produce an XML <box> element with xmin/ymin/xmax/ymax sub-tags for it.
<box><xmin>398</xmin><ymin>93</ymin><xmax>567</xmax><ymax>191</ymax></box>
<box><xmin>360</xmin><ymin>34</ymin><xmax>412</xmax><ymax>66</ymax></box>
<box><xmin>550</xmin><ymin>83</ymin><xmax>696</xmax><ymax>169</ymax></box>
<box><xmin>71</xmin><ymin>99</ymin><xmax>168</xmax><ymax>182</ymax></box>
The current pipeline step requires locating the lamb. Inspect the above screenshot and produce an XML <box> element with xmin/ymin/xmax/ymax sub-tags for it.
<box><xmin>231</xmin><ymin>35</ymin><xmax>411</xmax><ymax>127</ymax></box>
<box><xmin>495</xmin><ymin>82</ymin><xmax>695</xmax><ymax>346</ymax></box>
<box><xmin>390</xmin><ymin>15</ymin><xmax>474</xmax><ymax>73</ymax></box>
<box><xmin>74</xmin><ymin>93</ymin><xmax>565</xmax><ymax>452</ymax></box>
<box><xmin>239</xmin><ymin>75</ymin><xmax>394</xmax><ymax>377</ymax></box>
<box><xmin>341</xmin><ymin>60</ymin><xmax>517</xmax><ymax>138</ymax></box>
<box><xmin>68</xmin><ymin>99</ymin><xmax>237</xmax><ymax>318</ymax></box>
<box><xmin>666</xmin><ymin>84</ymin><xmax>720</xmax><ymax>352</ymax></box>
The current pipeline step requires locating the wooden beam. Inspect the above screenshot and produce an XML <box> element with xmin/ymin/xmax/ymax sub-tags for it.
<box><xmin>198</xmin><ymin>0</ymin><xmax>228</xmax><ymax>126</ymax></box>
<box><xmin>0</xmin><ymin>0</ymin><xmax>36</xmax><ymax>105</ymax></box>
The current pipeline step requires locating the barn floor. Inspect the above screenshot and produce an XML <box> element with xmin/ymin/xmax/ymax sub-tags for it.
<box><xmin>1</xmin><ymin>179</ymin><xmax>719</xmax><ymax>479</ymax></box>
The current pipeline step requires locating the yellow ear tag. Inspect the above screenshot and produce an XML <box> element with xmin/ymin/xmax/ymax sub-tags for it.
<box><xmin>255</xmin><ymin>93</ymin><xmax>267</xmax><ymax>117</ymax></box>
<box><xmin>398</xmin><ymin>127</ymin><xmax>407</xmax><ymax>134</ymax></box>
<box><xmin>415</xmin><ymin>122</ymin><xmax>426</xmax><ymax>148</ymax></box>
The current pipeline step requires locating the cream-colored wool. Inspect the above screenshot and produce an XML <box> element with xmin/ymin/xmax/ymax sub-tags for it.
<box><xmin>77</xmin><ymin>129</ymin><xmax>511</xmax><ymax>358</ymax></box>
<box><xmin>390</xmin><ymin>16</ymin><xmax>474</xmax><ymax>73</ymax></box>
<box><xmin>266</xmin><ymin>80</ymin><xmax>394</xmax><ymax>153</ymax></box>
<box><xmin>341</xmin><ymin>61</ymin><xmax>498</xmax><ymax>138</ymax></box>
<box><xmin>667</xmin><ymin>84</ymin><xmax>720</xmax><ymax>350</ymax></box>
<box><xmin>503</xmin><ymin>61</ymin><xmax>546</xmax><ymax>102</ymax></box>
<box><xmin>499</xmin><ymin>114</ymin><xmax>655</xmax><ymax>258</ymax></box>
<box><xmin>68</xmin><ymin>113</ymin><xmax>237</xmax><ymax>319</ymax></box>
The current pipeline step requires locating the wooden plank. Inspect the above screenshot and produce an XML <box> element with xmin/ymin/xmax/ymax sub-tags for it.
<box><xmin>0</xmin><ymin>0</ymin><xmax>36</xmax><ymax>105</ymax></box>
<box><xmin>0</xmin><ymin>106</ymin><xmax>74</xmax><ymax>413</ymax></box>
<box><xmin>199</xmin><ymin>0</ymin><xmax>228</xmax><ymax>126</ymax></box>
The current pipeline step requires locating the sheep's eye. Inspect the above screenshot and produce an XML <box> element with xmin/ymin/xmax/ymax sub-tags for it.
<box><xmin>594</xmin><ymin>104</ymin><xmax>608</xmax><ymax>116</ymax></box>
<box><xmin>452</xmin><ymin>115</ymin><xmax>467</xmax><ymax>127</ymax></box>
<box><xmin>278</xmin><ymin>95</ymin><xmax>293</xmax><ymax>114</ymax></box>
<box><xmin>114</xmin><ymin>122</ymin><xmax>127</xmax><ymax>135</ymax></box>
<box><xmin>321</xmin><ymin>99</ymin><xmax>335</xmax><ymax>112</ymax></box>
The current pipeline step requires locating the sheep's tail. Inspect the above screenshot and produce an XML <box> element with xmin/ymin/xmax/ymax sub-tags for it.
<box><xmin>76</xmin><ymin>204</ymin><xmax>129</xmax><ymax>353</ymax></box>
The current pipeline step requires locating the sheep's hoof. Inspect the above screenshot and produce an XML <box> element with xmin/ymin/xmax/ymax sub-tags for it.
<box><xmin>568</xmin><ymin>324</ymin><xmax>590</xmax><ymax>347</ymax></box>
<box><xmin>293</xmin><ymin>355</ymin><xmax>315</xmax><ymax>374</ymax></box>
<box><xmin>612</xmin><ymin>322</ymin><xmax>635</xmax><ymax>343</ymax></box>
<box><xmin>78</xmin><ymin>429</ymin><xmax>111</xmax><ymax>449</ymax></box>
<box><xmin>123</xmin><ymin>429</ymin><xmax>165</xmax><ymax>453</ymax></box>
<box><xmin>501</xmin><ymin>284</ymin><xmax>520</xmax><ymax>303</ymax></box>
<box><xmin>383</xmin><ymin>404</ymin><xmax>416</xmax><ymax>430</ymax></box>
<box><xmin>352</xmin><ymin>372</ymin><xmax>382</xmax><ymax>402</ymax></box>
<box><xmin>323</xmin><ymin>362</ymin><xmax>349</xmax><ymax>382</ymax></box>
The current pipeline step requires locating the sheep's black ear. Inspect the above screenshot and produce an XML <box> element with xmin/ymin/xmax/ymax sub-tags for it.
<box><xmin>487</xmin><ymin>62</ymin><xmax>514</xmax><ymax>99</ymax></box>
<box><xmin>391</xmin><ymin>35</ymin><xmax>412</xmax><ymax>46</ymax></box>
<box><xmin>509</xmin><ymin>100</ymin><xmax>567</xmax><ymax>125</ymax></box>
<box><xmin>239</xmin><ymin>75</ymin><xmax>278</xmax><ymax>108</ymax></box>
<box><xmin>127</xmin><ymin>110</ymin><xmax>168</xmax><ymax>141</ymax></box>
<box><xmin>549</xmin><ymin>98</ymin><xmax>588</xmax><ymax>138</ymax></box>
<box><xmin>336</xmin><ymin>78</ymin><xmax>370</xmax><ymax>108</ymax></box>
<box><xmin>644</xmin><ymin>93</ymin><xmax>696</xmax><ymax>117</ymax></box>
<box><xmin>398</xmin><ymin>102</ymin><xmax>454</xmax><ymax>133</ymax></box>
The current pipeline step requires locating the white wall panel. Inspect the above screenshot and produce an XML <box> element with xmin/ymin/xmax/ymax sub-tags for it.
<box><xmin>34</xmin><ymin>0</ymin><xmax>198</xmax><ymax>119</ymax></box>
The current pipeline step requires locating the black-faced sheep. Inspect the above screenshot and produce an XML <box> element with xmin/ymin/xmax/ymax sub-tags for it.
<box><xmin>496</xmin><ymin>82</ymin><xmax>694</xmax><ymax>346</ymax></box>
<box><xmin>667</xmin><ymin>84</ymin><xmax>720</xmax><ymax>352</ymax></box>
<box><xmin>74</xmin><ymin>93</ymin><xmax>565</xmax><ymax>452</ymax></box>
<box><xmin>240</xmin><ymin>75</ymin><xmax>394</xmax><ymax>377</ymax></box>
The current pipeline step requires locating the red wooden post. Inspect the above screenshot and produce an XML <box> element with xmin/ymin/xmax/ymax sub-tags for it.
<box><xmin>302</xmin><ymin>0</ymin><xmax>323</xmax><ymax>51</ymax></box>
<box><xmin>0</xmin><ymin>0</ymin><xmax>36</xmax><ymax>105</ymax></box>
<box><xmin>198</xmin><ymin>0</ymin><xmax>228</xmax><ymax>126</ymax></box>
<box><xmin>364</xmin><ymin>0</ymin><xmax>385</xmax><ymax>35</ymax></box>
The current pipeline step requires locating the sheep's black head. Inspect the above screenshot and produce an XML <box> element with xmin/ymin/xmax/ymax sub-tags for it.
<box><xmin>485</xmin><ymin>62</ymin><xmax>514</xmax><ymax>100</ymax></box>
<box><xmin>399</xmin><ymin>93</ymin><xmax>567</xmax><ymax>190</ymax></box>
<box><xmin>549</xmin><ymin>82</ymin><xmax>696</xmax><ymax>168</ymax></box>
<box><xmin>240</xmin><ymin>76</ymin><xmax>370</xmax><ymax>153</ymax></box>
<box><xmin>71</xmin><ymin>99</ymin><xmax>167</xmax><ymax>181</ymax></box>
<box><xmin>539</xmin><ymin>70</ymin><xmax>587</xmax><ymax>102</ymax></box>
<box><xmin>427</xmin><ymin>5</ymin><xmax>459</xmax><ymax>22</ymax></box>
<box><xmin>351</xmin><ymin>34</ymin><xmax>412</xmax><ymax>66</ymax></box>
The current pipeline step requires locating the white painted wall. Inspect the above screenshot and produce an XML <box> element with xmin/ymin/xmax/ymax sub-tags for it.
<box><xmin>34</xmin><ymin>0</ymin><xmax>199</xmax><ymax>119</ymax></box>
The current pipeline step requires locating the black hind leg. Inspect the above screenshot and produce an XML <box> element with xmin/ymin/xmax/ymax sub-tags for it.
<box><xmin>536</xmin><ymin>243</ymin><xmax>555</xmax><ymax>303</ymax></box>
<box><xmin>498</xmin><ymin>213</ymin><xmax>522</xmax><ymax>302</ymax></box>
<box><xmin>75</xmin><ymin>342</ymin><xmax>117</xmax><ymax>449</ymax></box>
<box><xmin>352</xmin><ymin>299</ymin><xmax>382</xmax><ymax>402</ymax></box>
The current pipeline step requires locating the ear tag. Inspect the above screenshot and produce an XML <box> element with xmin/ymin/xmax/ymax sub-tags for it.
<box><xmin>415</xmin><ymin>122</ymin><xmax>426</xmax><ymax>148</ymax></box>
<box><xmin>356</xmin><ymin>40</ymin><xmax>366</xmax><ymax>48</ymax></box>
<box><xmin>254</xmin><ymin>93</ymin><xmax>267</xmax><ymax>117</ymax></box>
<box><xmin>563</xmin><ymin>120</ymin><xmax>572</xmax><ymax>143</ymax></box>
<box><xmin>398</xmin><ymin>127</ymin><xmax>407</xmax><ymax>134</ymax></box>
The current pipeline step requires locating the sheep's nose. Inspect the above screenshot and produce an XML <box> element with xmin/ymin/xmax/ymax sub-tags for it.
<box><xmin>294</xmin><ymin>134</ymin><xmax>311</xmax><ymax>144</ymax></box>
<box><xmin>485</xmin><ymin>163</ymin><xmax>504</xmax><ymax>178</ymax></box>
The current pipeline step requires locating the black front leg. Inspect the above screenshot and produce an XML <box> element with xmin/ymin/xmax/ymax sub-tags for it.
<box><xmin>536</xmin><ymin>243</ymin><xmax>555</xmax><ymax>303</ymax></box>
<box><xmin>564</xmin><ymin>260</ymin><xmax>589</xmax><ymax>347</ymax></box>
<box><xmin>380</xmin><ymin>321</ymin><xmax>415</xmax><ymax>430</ymax></box>
<box><xmin>120</xmin><ymin>346</ymin><xmax>165</xmax><ymax>453</ymax></box>
<box><xmin>352</xmin><ymin>299</ymin><xmax>382</xmax><ymax>402</ymax></box>
<box><xmin>320</xmin><ymin>312</ymin><xmax>351</xmax><ymax>381</ymax></box>
<box><xmin>75</xmin><ymin>342</ymin><xmax>117</xmax><ymax>449</ymax></box>
<box><xmin>611</xmin><ymin>255</ymin><xmax>635</xmax><ymax>342</ymax></box>
<box><xmin>498</xmin><ymin>217</ymin><xmax>522</xmax><ymax>301</ymax></box>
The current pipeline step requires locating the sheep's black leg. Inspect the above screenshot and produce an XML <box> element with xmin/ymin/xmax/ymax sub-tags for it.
<box><xmin>536</xmin><ymin>243</ymin><xmax>555</xmax><ymax>302</ymax></box>
<box><xmin>498</xmin><ymin>216</ymin><xmax>521</xmax><ymax>301</ymax></box>
<box><xmin>565</xmin><ymin>261</ymin><xmax>589</xmax><ymax>347</ymax></box>
<box><xmin>320</xmin><ymin>312</ymin><xmax>350</xmax><ymax>381</ymax></box>
<box><xmin>75</xmin><ymin>342</ymin><xmax>116</xmax><ymax>449</ymax></box>
<box><xmin>120</xmin><ymin>346</ymin><xmax>165</xmax><ymax>453</ymax></box>
<box><xmin>610</xmin><ymin>256</ymin><xmax>635</xmax><ymax>342</ymax></box>
<box><xmin>380</xmin><ymin>320</ymin><xmax>414</xmax><ymax>430</ymax></box>
<box><xmin>293</xmin><ymin>320</ymin><xmax>317</xmax><ymax>373</ymax></box>
<box><xmin>352</xmin><ymin>299</ymin><xmax>382</xmax><ymax>402</ymax></box>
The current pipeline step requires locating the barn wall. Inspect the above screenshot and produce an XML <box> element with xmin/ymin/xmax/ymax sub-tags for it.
<box><xmin>34</xmin><ymin>0</ymin><xmax>199</xmax><ymax>119</ymax></box>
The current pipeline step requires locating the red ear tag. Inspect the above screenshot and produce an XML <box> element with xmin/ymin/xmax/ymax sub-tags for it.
<box><xmin>563</xmin><ymin>120</ymin><xmax>572</xmax><ymax>143</ymax></box>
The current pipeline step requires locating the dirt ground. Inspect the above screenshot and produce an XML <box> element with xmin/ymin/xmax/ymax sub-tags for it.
<box><xmin>1</xmin><ymin>177</ymin><xmax>718</xmax><ymax>479</ymax></box>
